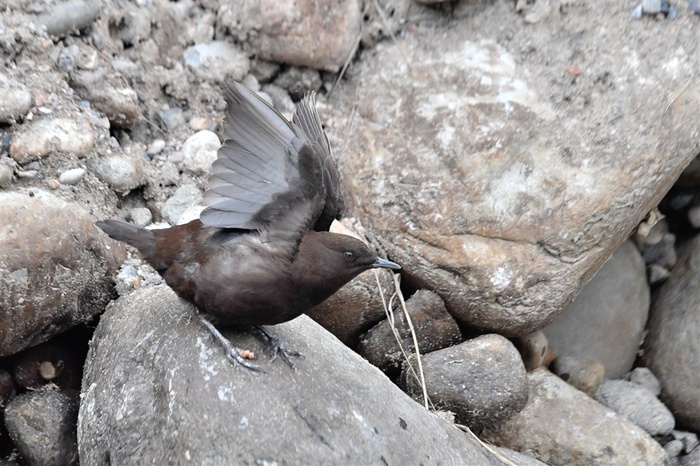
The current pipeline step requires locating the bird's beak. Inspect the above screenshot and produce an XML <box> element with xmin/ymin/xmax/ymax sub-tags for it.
<box><xmin>372</xmin><ymin>257</ymin><xmax>401</xmax><ymax>270</ymax></box>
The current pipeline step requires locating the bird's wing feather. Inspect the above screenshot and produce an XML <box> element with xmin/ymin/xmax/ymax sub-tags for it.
<box><xmin>293</xmin><ymin>93</ymin><xmax>343</xmax><ymax>231</ymax></box>
<box><xmin>200</xmin><ymin>82</ymin><xmax>339</xmax><ymax>243</ymax></box>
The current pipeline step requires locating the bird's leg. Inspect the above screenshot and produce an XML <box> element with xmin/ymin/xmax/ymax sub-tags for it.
<box><xmin>198</xmin><ymin>314</ymin><xmax>260</xmax><ymax>371</ymax></box>
<box><xmin>252</xmin><ymin>325</ymin><xmax>303</xmax><ymax>368</ymax></box>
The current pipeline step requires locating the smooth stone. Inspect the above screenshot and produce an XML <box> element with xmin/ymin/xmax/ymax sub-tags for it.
<box><xmin>180</xmin><ymin>130</ymin><xmax>220</xmax><ymax>176</ymax></box>
<box><xmin>0</xmin><ymin>189</ymin><xmax>125</xmax><ymax>356</ymax></box>
<box><xmin>58</xmin><ymin>167</ymin><xmax>86</xmax><ymax>185</ymax></box>
<box><xmin>594</xmin><ymin>379</ymin><xmax>675</xmax><ymax>436</ymax></box>
<box><xmin>161</xmin><ymin>184</ymin><xmax>202</xmax><ymax>225</ymax></box>
<box><xmin>513</xmin><ymin>331</ymin><xmax>549</xmax><ymax>371</ymax></box>
<box><xmin>70</xmin><ymin>65</ymin><xmax>141</xmax><ymax>128</ymax></box>
<box><xmin>4</xmin><ymin>391</ymin><xmax>78</xmax><ymax>466</ymax></box>
<box><xmin>34</xmin><ymin>0</ymin><xmax>102</xmax><ymax>37</ymax></box>
<box><xmin>183</xmin><ymin>41</ymin><xmax>250</xmax><ymax>82</ymax></box>
<box><xmin>628</xmin><ymin>366</ymin><xmax>662</xmax><ymax>396</ymax></box>
<box><xmin>0</xmin><ymin>162</ymin><xmax>13</xmax><ymax>188</ymax></box>
<box><xmin>78</xmin><ymin>285</ymin><xmax>502</xmax><ymax>465</ymax></box>
<box><xmin>0</xmin><ymin>74</ymin><xmax>33</xmax><ymax>123</ymax></box>
<box><xmin>10</xmin><ymin>117</ymin><xmax>95</xmax><ymax>164</ymax></box>
<box><xmin>402</xmin><ymin>334</ymin><xmax>528</xmax><ymax>430</ymax></box>
<box><xmin>644</xmin><ymin>234</ymin><xmax>700</xmax><ymax>432</ymax></box>
<box><xmin>89</xmin><ymin>153</ymin><xmax>144</xmax><ymax>193</ymax></box>
<box><xmin>482</xmin><ymin>369</ymin><xmax>669</xmax><ymax>466</ymax></box>
<box><xmin>128</xmin><ymin>207</ymin><xmax>153</xmax><ymax>227</ymax></box>
<box><xmin>218</xmin><ymin>1</ymin><xmax>362</xmax><ymax>72</ymax></box>
<box><xmin>358</xmin><ymin>289</ymin><xmax>462</xmax><ymax>373</ymax></box>
<box><xmin>550</xmin><ymin>356</ymin><xmax>605</xmax><ymax>396</ymax></box>
<box><xmin>543</xmin><ymin>240</ymin><xmax>649</xmax><ymax>378</ymax></box>
<box><xmin>146</xmin><ymin>139</ymin><xmax>166</xmax><ymax>156</ymax></box>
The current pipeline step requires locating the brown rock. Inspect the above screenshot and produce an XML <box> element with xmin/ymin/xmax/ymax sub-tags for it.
<box><xmin>70</xmin><ymin>64</ymin><xmax>141</xmax><ymax>128</ymax></box>
<box><xmin>550</xmin><ymin>355</ymin><xmax>605</xmax><ymax>397</ymax></box>
<box><xmin>306</xmin><ymin>267</ymin><xmax>394</xmax><ymax>348</ymax></box>
<box><xmin>513</xmin><ymin>331</ymin><xmax>549</xmax><ymax>371</ymax></box>
<box><xmin>358</xmin><ymin>290</ymin><xmax>462</xmax><ymax>373</ymax></box>
<box><xmin>0</xmin><ymin>189</ymin><xmax>125</xmax><ymax>356</ymax></box>
<box><xmin>4</xmin><ymin>391</ymin><xmax>78</xmax><ymax>466</ymax></box>
<box><xmin>218</xmin><ymin>0</ymin><xmax>362</xmax><ymax>72</ymax></box>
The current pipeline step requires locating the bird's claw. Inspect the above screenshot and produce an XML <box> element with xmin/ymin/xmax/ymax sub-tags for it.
<box><xmin>254</xmin><ymin>326</ymin><xmax>303</xmax><ymax>369</ymax></box>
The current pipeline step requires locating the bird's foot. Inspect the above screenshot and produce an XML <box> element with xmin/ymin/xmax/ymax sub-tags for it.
<box><xmin>198</xmin><ymin>314</ymin><xmax>260</xmax><ymax>371</ymax></box>
<box><xmin>253</xmin><ymin>325</ymin><xmax>303</xmax><ymax>368</ymax></box>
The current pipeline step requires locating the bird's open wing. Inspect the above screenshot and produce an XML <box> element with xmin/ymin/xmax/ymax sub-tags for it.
<box><xmin>200</xmin><ymin>82</ymin><xmax>341</xmax><ymax>241</ymax></box>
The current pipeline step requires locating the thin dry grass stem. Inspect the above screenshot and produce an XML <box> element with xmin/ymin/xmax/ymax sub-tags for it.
<box><xmin>372</xmin><ymin>0</ymin><xmax>411</xmax><ymax>70</ymax></box>
<box><xmin>455</xmin><ymin>424</ymin><xmax>519</xmax><ymax>466</ymax></box>
<box><xmin>328</xmin><ymin>2</ymin><xmax>368</xmax><ymax>98</ymax></box>
<box><xmin>373</xmin><ymin>270</ymin><xmax>431</xmax><ymax>410</ymax></box>
<box><xmin>664</xmin><ymin>76</ymin><xmax>697</xmax><ymax>113</ymax></box>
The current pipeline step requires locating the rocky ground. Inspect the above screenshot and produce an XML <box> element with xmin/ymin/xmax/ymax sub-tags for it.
<box><xmin>0</xmin><ymin>0</ymin><xmax>699</xmax><ymax>465</ymax></box>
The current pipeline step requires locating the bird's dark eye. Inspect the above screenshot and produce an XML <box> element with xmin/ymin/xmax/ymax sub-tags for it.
<box><xmin>344</xmin><ymin>251</ymin><xmax>354</xmax><ymax>260</ymax></box>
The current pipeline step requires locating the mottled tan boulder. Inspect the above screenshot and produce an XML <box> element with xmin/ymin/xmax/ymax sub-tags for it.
<box><xmin>218</xmin><ymin>0</ymin><xmax>362</xmax><ymax>72</ymax></box>
<box><xmin>329</xmin><ymin>1</ymin><xmax>699</xmax><ymax>336</ymax></box>
<box><xmin>0</xmin><ymin>189</ymin><xmax>125</xmax><ymax>356</ymax></box>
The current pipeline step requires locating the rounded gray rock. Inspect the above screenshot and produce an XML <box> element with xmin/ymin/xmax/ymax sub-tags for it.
<box><xmin>58</xmin><ymin>168</ymin><xmax>86</xmax><ymax>186</ymax></box>
<box><xmin>543</xmin><ymin>240</ymin><xmax>649</xmax><ymax>378</ymax></box>
<box><xmin>78</xmin><ymin>285</ymin><xmax>502</xmax><ymax>465</ymax></box>
<box><xmin>594</xmin><ymin>379</ymin><xmax>675</xmax><ymax>436</ymax></box>
<box><xmin>644</xmin><ymin>234</ymin><xmax>700</xmax><ymax>432</ymax></box>
<box><xmin>551</xmin><ymin>356</ymin><xmax>605</xmax><ymax>396</ymax></box>
<box><xmin>89</xmin><ymin>153</ymin><xmax>144</xmax><ymax>193</ymax></box>
<box><xmin>161</xmin><ymin>184</ymin><xmax>202</xmax><ymax>225</ymax></box>
<box><xmin>0</xmin><ymin>74</ymin><xmax>33</xmax><ymax>123</ymax></box>
<box><xmin>403</xmin><ymin>334</ymin><xmax>528</xmax><ymax>430</ymax></box>
<box><xmin>358</xmin><ymin>289</ymin><xmax>462</xmax><ymax>373</ymax></box>
<box><xmin>180</xmin><ymin>130</ymin><xmax>219</xmax><ymax>176</ymax></box>
<box><xmin>482</xmin><ymin>369</ymin><xmax>669</xmax><ymax>466</ymax></box>
<box><xmin>5</xmin><ymin>391</ymin><xmax>78</xmax><ymax>466</ymax></box>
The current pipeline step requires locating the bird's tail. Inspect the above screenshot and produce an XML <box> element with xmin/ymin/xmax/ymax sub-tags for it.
<box><xmin>96</xmin><ymin>220</ymin><xmax>157</xmax><ymax>258</ymax></box>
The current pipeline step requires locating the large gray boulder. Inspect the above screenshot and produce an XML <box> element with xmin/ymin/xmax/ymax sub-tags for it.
<box><xmin>78</xmin><ymin>285</ymin><xmax>504</xmax><ymax>465</ymax></box>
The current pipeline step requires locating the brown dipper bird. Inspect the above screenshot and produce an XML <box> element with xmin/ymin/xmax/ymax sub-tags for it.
<box><xmin>97</xmin><ymin>82</ymin><xmax>400</xmax><ymax>369</ymax></box>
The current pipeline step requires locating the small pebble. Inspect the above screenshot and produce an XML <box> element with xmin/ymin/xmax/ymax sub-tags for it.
<box><xmin>672</xmin><ymin>430</ymin><xmax>699</xmax><ymax>454</ymax></box>
<box><xmin>0</xmin><ymin>163</ymin><xmax>13</xmax><ymax>188</ymax></box>
<box><xmin>89</xmin><ymin>153</ymin><xmax>144</xmax><ymax>193</ymax></box>
<box><xmin>648</xmin><ymin>263</ymin><xmax>671</xmax><ymax>284</ymax></box>
<box><xmin>181</xmin><ymin>130</ymin><xmax>220</xmax><ymax>175</ymax></box>
<box><xmin>627</xmin><ymin>367</ymin><xmax>661</xmax><ymax>396</ymax></box>
<box><xmin>188</xmin><ymin>117</ymin><xmax>209</xmax><ymax>132</ymax></box>
<box><xmin>129</xmin><ymin>207</ymin><xmax>152</xmax><ymax>227</ymax></box>
<box><xmin>0</xmin><ymin>74</ymin><xmax>33</xmax><ymax>123</ymax></box>
<box><xmin>158</xmin><ymin>107</ymin><xmax>184</xmax><ymax>132</ymax></box>
<box><xmin>146</xmin><ymin>139</ymin><xmax>166</xmax><ymax>156</ymax></box>
<box><xmin>551</xmin><ymin>356</ymin><xmax>605</xmax><ymax>396</ymax></box>
<box><xmin>16</xmin><ymin>170</ymin><xmax>38</xmax><ymax>179</ymax></box>
<box><xmin>59</xmin><ymin>168</ymin><xmax>86</xmax><ymax>185</ymax></box>
<box><xmin>183</xmin><ymin>41</ymin><xmax>250</xmax><ymax>82</ymax></box>
<box><xmin>595</xmin><ymin>379</ymin><xmax>675</xmax><ymax>436</ymax></box>
<box><xmin>687</xmin><ymin>205</ymin><xmax>700</xmax><ymax>228</ymax></box>
<box><xmin>161</xmin><ymin>185</ymin><xmax>202</xmax><ymax>225</ymax></box>
<box><xmin>47</xmin><ymin>179</ymin><xmax>61</xmax><ymax>190</ymax></box>
<box><xmin>664</xmin><ymin>439</ymin><xmax>684</xmax><ymax>458</ymax></box>
<box><xmin>10</xmin><ymin>117</ymin><xmax>96</xmax><ymax>163</ymax></box>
